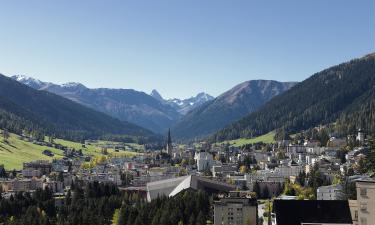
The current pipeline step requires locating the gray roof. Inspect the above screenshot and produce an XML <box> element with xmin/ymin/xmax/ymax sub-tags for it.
<box><xmin>146</xmin><ymin>175</ymin><xmax>235</xmax><ymax>201</ymax></box>
<box><xmin>357</xmin><ymin>178</ymin><xmax>375</xmax><ymax>183</ymax></box>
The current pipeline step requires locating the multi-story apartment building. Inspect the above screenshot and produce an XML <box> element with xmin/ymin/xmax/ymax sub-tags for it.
<box><xmin>23</xmin><ymin>160</ymin><xmax>52</xmax><ymax>176</ymax></box>
<box><xmin>2</xmin><ymin>178</ymin><xmax>43</xmax><ymax>192</ymax></box>
<box><xmin>274</xmin><ymin>164</ymin><xmax>303</xmax><ymax>178</ymax></box>
<box><xmin>317</xmin><ymin>184</ymin><xmax>345</xmax><ymax>200</ymax></box>
<box><xmin>356</xmin><ymin>179</ymin><xmax>375</xmax><ymax>225</ymax></box>
<box><xmin>214</xmin><ymin>192</ymin><xmax>257</xmax><ymax>225</ymax></box>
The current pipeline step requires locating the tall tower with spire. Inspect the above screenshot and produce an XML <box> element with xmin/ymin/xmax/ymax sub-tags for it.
<box><xmin>166</xmin><ymin>128</ymin><xmax>173</xmax><ymax>156</ymax></box>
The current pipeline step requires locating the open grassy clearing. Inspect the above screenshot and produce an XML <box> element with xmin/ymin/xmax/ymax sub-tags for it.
<box><xmin>220</xmin><ymin>131</ymin><xmax>275</xmax><ymax>147</ymax></box>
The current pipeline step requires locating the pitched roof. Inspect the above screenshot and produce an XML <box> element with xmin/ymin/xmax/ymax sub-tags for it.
<box><xmin>146</xmin><ymin>175</ymin><xmax>235</xmax><ymax>202</ymax></box>
<box><xmin>273</xmin><ymin>200</ymin><xmax>352</xmax><ymax>225</ymax></box>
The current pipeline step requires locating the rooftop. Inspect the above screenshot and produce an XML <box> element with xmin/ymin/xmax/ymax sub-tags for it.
<box><xmin>146</xmin><ymin>175</ymin><xmax>235</xmax><ymax>202</ymax></box>
<box><xmin>273</xmin><ymin>200</ymin><xmax>352</xmax><ymax>225</ymax></box>
<box><xmin>357</xmin><ymin>178</ymin><xmax>375</xmax><ymax>183</ymax></box>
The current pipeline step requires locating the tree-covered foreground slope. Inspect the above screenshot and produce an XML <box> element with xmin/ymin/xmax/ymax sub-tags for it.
<box><xmin>0</xmin><ymin>183</ymin><xmax>210</xmax><ymax>225</ymax></box>
<box><xmin>212</xmin><ymin>53</ymin><xmax>375</xmax><ymax>142</ymax></box>
<box><xmin>0</xmin><ymin>74</ymin><xmax>158</xmax><ymax>143</ymax></box>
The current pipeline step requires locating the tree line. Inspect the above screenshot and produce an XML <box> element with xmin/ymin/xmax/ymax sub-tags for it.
<box><xmin>0</xmin><ymin>182</ymin><xmax>213</xmax><ymax>225</ymax></box>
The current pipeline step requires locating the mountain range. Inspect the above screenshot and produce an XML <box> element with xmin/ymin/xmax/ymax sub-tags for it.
<box><xmin>13</xmin><ymin>75</ymin><xmax>295</xmax><ymax>140</ymax></box>
<box><xmin>0</xmin><ymin>74</ymin><xmax>156</xmax><ymax>142</ymax></box>
<box><xmin>4</xmin><ymin>53</ymin><xmax>374</xmax><ymax>143</ymax></box>
<box><xmin>212</xmin><ymin>53</ymin><xmax>375</xmax><ymax>142</ymax></box>
<box><xmin>171</xmin><ymin>80</ymin><xmax>297</xmax><ymax>140</ymax></box>
<box><xmin>12</xmin><ymin>75</ymin><xmax>214</xmax><ymax>134</ymax></box>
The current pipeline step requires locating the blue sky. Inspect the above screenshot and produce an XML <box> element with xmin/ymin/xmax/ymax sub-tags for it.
<box><xmin>0</xmin><ymin>0</ymin><xmax>374</xmax><ymax>99</ymax></box>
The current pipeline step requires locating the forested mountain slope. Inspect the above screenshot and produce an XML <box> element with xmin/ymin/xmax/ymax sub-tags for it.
<box><xmin>0</xmin><ymin>74</ymin><xmax>157</xmax><ymax>142</ymax></box>
<box><xmin>172</xmin><ymin>80</ymin><xmax>296</xmax><ymax>140</ymax></box>
<box><xmin>212</xmin><ymin>53</ymin><xmax>375</xmax><ymax>142</ymax></box>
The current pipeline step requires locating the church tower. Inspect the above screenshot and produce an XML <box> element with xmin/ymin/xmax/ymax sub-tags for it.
<box><xmin>166</xmin><ymin>128</ymin><xmax>173</xmax><ymax>155</ymax></box>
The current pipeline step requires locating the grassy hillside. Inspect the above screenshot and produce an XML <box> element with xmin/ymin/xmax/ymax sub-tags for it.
<box><xmin>53</xmin><ymin>139</ymin><xmax>141</xmax><ymax>157</ymax></box>
<box><xmin>0</xmin><ymin>131</ymin><xmax>139</xmax><ymax>170</ymax></box>
<box><xmin>220</xmin><ymin>131</ymin><xmax>275</xmax><ymax>147</ymax></box>
<box><xmin>0</xmin><ymin>133</ymin><xmax>64</xmax><ymax>170</ymax></box>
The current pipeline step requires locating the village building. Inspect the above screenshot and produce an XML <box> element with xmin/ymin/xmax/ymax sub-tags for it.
<box><xmin>356</xmin><ymin>178</ymin><xmax>375</xmax><ymax>225</ymax></box>
<box><xmin>214</xmin><ymin>192</ymin><xmax>257</xmax><ymax>225</ymax></box>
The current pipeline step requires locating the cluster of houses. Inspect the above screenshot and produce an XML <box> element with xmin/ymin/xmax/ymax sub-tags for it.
<box><xmin>0</xmin><ymin>129</ymin><xmax>374</xmax><ymax>225</ymax></box>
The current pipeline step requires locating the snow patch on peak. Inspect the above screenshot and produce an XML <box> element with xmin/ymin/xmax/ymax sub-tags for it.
<box><xmin>13</xmin><ymin>74</ymin><xmax>29</xmax><ymax>81</ymax></box>
<box><xmin>195</xmin><ymin>92</ymin><xmax>213</xmax><ymax>101</ymax></box>
<box><xmin>61</xmin><ymin>82</ymin><xmax>86</xmax><ymax>89</ymax></box>
<box><xmin>11</xmin><ymin>75</ymin><xmax>46</xmax><ymax>89</ymax></box>
<box><xmin>12</xmin><ymin>75</ymin><xmax>42</xmax><ymax>84</ymax></box>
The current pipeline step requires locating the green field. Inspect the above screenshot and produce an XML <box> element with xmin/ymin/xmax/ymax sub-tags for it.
<box><xmin>0</xmin><ymin>133</ymin><xmax>64</xmax><ymax>170</ymax></box>
<box><xmin>0</xmin><ymin>132</ymin><xmax>139</xmax><ymax>170</ymax></box>
<box><xmin>54</xmin><ymin>138</ymin><xmax>102</xmax><ymax>156</ymax></box>
<box><xmin>221</xmin><ymin>131</ymin><xmax>275</xmax><ymax>147</ymax></box>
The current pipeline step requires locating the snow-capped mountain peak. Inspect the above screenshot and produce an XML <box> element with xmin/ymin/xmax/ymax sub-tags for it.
<box><xmin>13</xmin><ymin>75</ymin><xmax>41</xmax><ymax>83</ymax></box>
<box><xmin>195</xmin><ymin>92</ymin><xmax>214</xmax><ymax>102</ymax></box>
<box><xmin>11</xmin><ymin>75</ymin><xmax>46</xmax><ymax>89</ymax></box>
<box><xmin>149</xmin><ymin>90</ymin><xmax>214</xmax><ymax>115</ymax></box>
<box><xmin>11</xmin><ymin>75</ymin><xmax>87</xmax><ymax>91</ymax></box>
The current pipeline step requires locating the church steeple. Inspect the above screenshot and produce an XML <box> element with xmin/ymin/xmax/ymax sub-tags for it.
<box><xmin>166</xmin><ymin>128</ymin><xmax>173</xmax><ymax>155</ymax></box>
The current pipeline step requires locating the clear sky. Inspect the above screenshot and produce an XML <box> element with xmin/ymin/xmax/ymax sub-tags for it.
<box><xmin>0</xmin><ymin>0</ymin><xmax>374</xmax><ymax>99</ymax></box>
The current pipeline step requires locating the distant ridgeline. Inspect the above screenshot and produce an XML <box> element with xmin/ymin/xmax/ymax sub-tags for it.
<box><xmin>211</xmin><ymin>53</ymin><xmax>375</xmax><ymax>142</ymax></box>
<box><xmin>0</xmin><ymin>74</ymin><xmax>160</xmax><ymax>143</ymax></box>
<box><xmin>172</xmin><ymin>80</ymin><xmax>296</xmax><ymax>140</ymax></box>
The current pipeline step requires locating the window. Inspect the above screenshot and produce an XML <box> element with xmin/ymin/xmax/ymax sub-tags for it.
<box><xmin>361</xmin><ymin>217</ymin><xmax>367</xmax><ymax>225</ymax></box>
<box><xmin>360</xmin><ymin>202</ymin><xmax>367</xmax><ymax>211</ymax></box>
<box><xmin>360</xmin><ymin>188</ymin><xmax>367</xmax><ymax>197</ymax></box>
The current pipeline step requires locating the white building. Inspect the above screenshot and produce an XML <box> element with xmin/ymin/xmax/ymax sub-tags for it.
<box><xmin>194</xmin><ymin>151</ymin><xmax>214</xmax><ymax>172</ymax></box>
<box><xmin>305</xmin><ymin>155</ymin><xmax>319</xmax><ymax>165</ymax></box>
<box><xmin>274</xmin><ymin>164</ymin><xmax>303</xmax><ymax>178</ymax></box>
<box><xmin>212</xmin><ymin>164</ymin><xmax>237</xmax><ymax>177</ymax></box>
<box><xmin>356</xmin><ymin>129</ymin><xmax>365</xmax><ymax>144</ymax></box>
<box><xmin>317</xmin><ymin>184</ymin><xmax>345</xmax><ymax>200</ymax></box>
<box><xmin>306</xmin><ymin>146</ymin><xmax>325</xmax><ymax>155</ymax></box>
